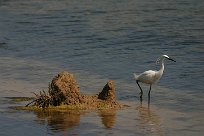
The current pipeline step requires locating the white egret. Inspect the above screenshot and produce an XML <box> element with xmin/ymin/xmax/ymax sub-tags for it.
<box><xmin>133</xmin><ymin>55</ymin><xmax>176</xmax><ymax>101</ymax></box>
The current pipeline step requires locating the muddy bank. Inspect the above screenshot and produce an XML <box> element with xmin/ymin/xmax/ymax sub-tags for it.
<box><xmin>25</xmin><ymin>71</ymin><xmax>123</xmax><ymax>110</ymax></box>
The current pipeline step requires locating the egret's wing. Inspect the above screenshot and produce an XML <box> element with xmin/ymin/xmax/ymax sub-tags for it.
<box><xmin>137</xmin><ymin>70</ymin><xmax>156</xmax><ymax>84</ymax></box>
<box><xmin>142</xmin><ymin>70</ymin><xmax>156</xmax><ymax>76</ymax></box>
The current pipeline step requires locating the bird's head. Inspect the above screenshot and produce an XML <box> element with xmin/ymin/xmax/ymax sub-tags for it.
<box><xmin>156</xmin><ymin>54</ymin><xmax>176</xmax><ymax>64</ymax></box>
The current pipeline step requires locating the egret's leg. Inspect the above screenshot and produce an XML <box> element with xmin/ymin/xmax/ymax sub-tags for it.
<box><xmin>148</xmin><ymin>85</ymin><xmax>152</xmax><ymax>106</ymax></box>
<box><xmin>148</xmin><ymin>100</ymin><xmax>150</xmax><ymax>108</ymax></box>
<box><xmin>148</xmin><ymin>85</ymin><xmax>152</xmax><ymax>97</ymax></box>
<box><xmin>140</xmin><ymin>97</ymin><xmax>143</xmax><ymax>104</ymax></box>
<box><xmin>136</xmin><ymin>81</ymin><xmax>143</xmax><ymax>99</ymax></box>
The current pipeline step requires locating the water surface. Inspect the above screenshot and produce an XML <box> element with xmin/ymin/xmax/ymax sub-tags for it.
<box><xmin>0</xmin><ymin>0</ymin><xmax>204</xmax><ymax>135</ymax></box>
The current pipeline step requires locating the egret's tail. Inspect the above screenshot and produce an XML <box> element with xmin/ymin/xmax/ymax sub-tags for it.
<box><xmin>133</xmin><ymin>73</ymin><xmax>139</xmax><ymax>80</ymax></box>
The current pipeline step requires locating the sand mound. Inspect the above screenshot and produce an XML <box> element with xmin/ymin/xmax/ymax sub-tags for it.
<box><xmin>50</xmin><ymin>71</ymin><xmax>81</xmax><ymax>105</ymax></box>
<box><xmin>27</xmin><ymin>71</ymin><xmax>122</xmax><ymax>110</ymax></box>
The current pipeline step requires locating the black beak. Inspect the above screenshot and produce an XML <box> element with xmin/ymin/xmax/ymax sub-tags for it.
<box><xmin>168</xmin><ymin>58</ymin><xmax>176</xmax><ymax>62</ymax></box>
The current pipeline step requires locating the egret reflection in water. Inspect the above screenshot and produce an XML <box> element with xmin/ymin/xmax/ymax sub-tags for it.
<box><xmin>137</xmin><ymin>103</ymin><xmax>164</xmax><ymax>136</ymax></box>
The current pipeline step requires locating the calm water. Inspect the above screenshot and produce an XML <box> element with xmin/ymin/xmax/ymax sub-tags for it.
<box><xmin>0</xmin><ymin>0</ymin><xmax>204</xmax><ymax>135</ymax></box>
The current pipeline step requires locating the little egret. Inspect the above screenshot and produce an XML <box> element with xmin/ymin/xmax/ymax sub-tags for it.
<box><xmin>133</xmin><ymin>55</ymin><xmax>176</xmax><ymax>102</ymax></box>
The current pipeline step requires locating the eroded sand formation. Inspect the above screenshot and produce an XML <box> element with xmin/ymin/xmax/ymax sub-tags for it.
<box><xmin>27</xmin><ymin>71</ymin><xmax>122</xmax><ymax>110</ymax></box>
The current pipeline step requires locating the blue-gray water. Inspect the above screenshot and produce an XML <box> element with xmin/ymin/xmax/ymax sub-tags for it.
<box><xmin>0</xmin><ymin>0</ymin><xmax>203</xmax><ymax>136</ymax></box>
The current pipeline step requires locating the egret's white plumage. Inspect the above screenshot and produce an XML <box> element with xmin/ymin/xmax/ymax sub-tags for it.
<box><xmin>134</xmin><ymin>54</ymin><xmax>175</xmax><ymax>101</ymax></box>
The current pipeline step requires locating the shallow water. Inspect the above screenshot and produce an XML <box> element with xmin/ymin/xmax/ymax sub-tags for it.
<box><xmin>0</xmin><ymin>0</ymin><xmax>204</xmax><ymax>135</ymax></box>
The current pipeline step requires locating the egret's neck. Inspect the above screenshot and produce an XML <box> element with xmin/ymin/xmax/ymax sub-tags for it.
<box><xmin>159</xmin><ymin>60</ymin><xmax>164</xmax><ymax>74</ymax></box>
